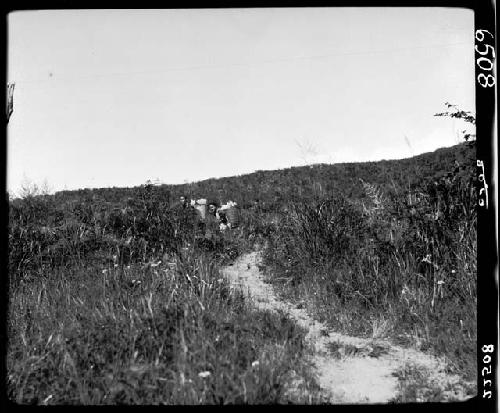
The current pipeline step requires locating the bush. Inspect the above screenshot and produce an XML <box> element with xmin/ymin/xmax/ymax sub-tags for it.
<box><xmin>7</xmin><ymin>252</ymin><xmax>319</xmax><ymax>404</ymax></box>
<box><xmin>263</xmin><ymin>153</ymin><xmax>477</xmax><ymax>378</ymax></box>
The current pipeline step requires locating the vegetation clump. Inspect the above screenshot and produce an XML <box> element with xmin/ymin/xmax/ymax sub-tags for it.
<box><xmin>8</xmin><ymin>183</ymin><xmax>318</xmax><ymax>404</ymax></box>
<box><xmin>8</xmin><ymin>107</ymin><xmax>477</xmax><ymax>402</ymax></box>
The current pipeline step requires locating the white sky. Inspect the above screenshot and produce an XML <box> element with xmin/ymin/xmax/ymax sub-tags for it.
<box><xmin>7</xmin><ymin>8</ymin><xmax>475</xmax><ymax>194</ymax></box>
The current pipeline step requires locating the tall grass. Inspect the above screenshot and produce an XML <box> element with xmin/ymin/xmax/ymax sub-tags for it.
<box><xmin>7</xmin><ymin>183</ymin><xmax>321</xmax><ymax>404</ymax></box>
<box><xmin>8</xmin><ymin>117</ymin><xmax>477</xmax><ymax>402</ymax></box>
<box><xmin>8</xmin><ymin>253</ymin><xmax>322</xmax><ymax>404</ymax></box>
<box><xmin>263</xmin><ymin>153</ymin><xmax>477</xmax><ymax>379</ymax></box>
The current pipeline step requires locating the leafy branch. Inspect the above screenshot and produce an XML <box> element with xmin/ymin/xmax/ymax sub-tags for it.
<box><xmin>434</xmin><ymin>103</ymin><xmax>476</xmax><ymax>142</ymax></box>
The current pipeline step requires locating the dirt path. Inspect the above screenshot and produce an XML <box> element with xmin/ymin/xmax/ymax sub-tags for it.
<box><xmin>222</xmin><ymin>251</ymin><xmax>475</xmax><ymax>404</ymax></box>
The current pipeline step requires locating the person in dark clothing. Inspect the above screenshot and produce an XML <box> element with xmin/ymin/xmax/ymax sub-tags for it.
<box><xmin>218</xmin><ymin>210</ymin><xmax>228</xmax><ymax>225</ymax></box>
<box><xmin>205</xmin><ymin>202</ymin><xmax>220</xmax><ymax>237</ymax></box>
<box><xmin>171</xmin><ymin>194</ymin><xmax>197</xmax><ymax>238</ymax></box>
<box><xmin>217</xmin><ymin>208</ymin><xmax>229</xmax><ymax>231</ymax></box>
<box><xmin>207</xmin><ymin>202</ymin><xmax>218</xmax><ymax>215</ymax></box>
<box><xmin>179</xmin><ymin>194</ymin><xmax>189</xmax><ymax>209</ymax></box>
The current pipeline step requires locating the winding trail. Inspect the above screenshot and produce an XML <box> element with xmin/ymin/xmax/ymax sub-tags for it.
<box><xmin>222</xmin><ymin>251</ymin><xmax>475</xmax><ymax>404</ymax></box>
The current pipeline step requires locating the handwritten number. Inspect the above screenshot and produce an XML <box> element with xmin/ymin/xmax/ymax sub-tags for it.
<box><xmin>477</xmin><ymin>57</ymin><xmax>494</xmax><ymax>71</ymax></box>
<box><xmin>476</xmin><ymin>29</ymin><xmax>494</xmax><ymax>41</ymax></box>
<box><xmin>478</xmin><ymin>73</ymin><xmax>496</xmax><ymax>88</ymax></box>
<box><xmin>475</xmin><ymin>43</ymin><xmax>496</xmax><ymax>58</ymax></box>
<box><xmin>481</xmin><ymin>345</ymin><xmax>495</xmax><ymax>399</ymax></box>
<box><xmin>482</xmin><ymin>344</ymin><xmax>494</xmax><ymax>353</ymax></box>
<box><xmin>476</xmin><ymin>30</ymin><xmax>496</xmax><ymax>87</ymax></box>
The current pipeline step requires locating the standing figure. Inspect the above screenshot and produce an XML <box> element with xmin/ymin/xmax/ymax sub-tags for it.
<box><xmin>171</xmin><ymin>194</ymin><xmax>197</xmax><ymax>239</ymax></box>
<box><xmin>205</xmin><ymin>201</ymin><xmax>220</xmax><ymax>238</ymax></box>
<box><xmin>179</xmin><ymin>194</ymin><xmax>189</xmax><ymax>209</ymax></box>
<box><xmin>217</xmin><ymin>208</ymin><xmax>229</xmax><ymax>231</ymax></box>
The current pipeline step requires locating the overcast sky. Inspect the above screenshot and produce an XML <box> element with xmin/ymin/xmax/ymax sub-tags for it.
<box><xmin>7</xmin><ymin>8</ymin><xmax>475</xmax><ymax>195</ymax></box>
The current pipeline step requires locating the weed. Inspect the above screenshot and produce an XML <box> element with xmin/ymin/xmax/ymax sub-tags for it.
<box><xmin>262</xmin><ymin>142</ymin><xmax>477</xmax><ymax>380</ymax></box>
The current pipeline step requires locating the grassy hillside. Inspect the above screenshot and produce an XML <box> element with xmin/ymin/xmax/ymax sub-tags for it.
<box><xmin>259</xmin><ymin>143</ymin><xmax>477</xmax><ymax>379</ymax></box>
<box><xmin>7</xmin><ymin>141</ymin><xmax>476</xmax><ymax>403</ymax></box>
<box><xmin>49</xmin><ymin>142</ymin><xmax>474</xmax><ymax>213</ymax></box>
<box><xmin>172</xmin><ymin>142</ymin><xmax>474</xmax><ymax>205</ymax></box>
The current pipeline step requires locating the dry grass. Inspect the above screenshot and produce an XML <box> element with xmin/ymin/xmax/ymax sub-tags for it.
<box><xmin>7</xmin><ymin>185</ymin><xmax>320</xmax><ymax>404</ymax></box>
<box><xmin>263</xmin><ymin>172</ymin><xmax>477</xmax><ymax>381</ymax></box>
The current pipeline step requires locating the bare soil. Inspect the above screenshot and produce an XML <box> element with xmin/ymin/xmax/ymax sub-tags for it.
<box><xmin>222</xmin><ymin>251</ymin><xmax>476</xmax><ymax>404</ymax></box>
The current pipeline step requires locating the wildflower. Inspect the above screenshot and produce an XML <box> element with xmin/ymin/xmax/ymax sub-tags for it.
<box><xmin>198</xmin><ymin>371</ymin><xmax>211</xmax><ymax>378</ymax></box>
<box><xmin>451</xmin><ymin>269</ymin><xmax>456</xmax><ymax>274</ymax></box>
<box><xmin>421</xmin><ymin>254</ymin><xmax>432</xmax><ymax>264</ymax></box>
<box><xmin>130</xmin><ymin>364</ymin><xmax>148</xmax><ymax>374</ymax></box>
<box><xmin>437</xmin><ymin>280</ymin><xmax>445</xmax><ymax>285</ymax></box>
<box><xmin>42</xmin><ymin>395</ymin><xmax>53</xmax><ymax>404</ymax></box>
<box><xmin>102</xmin><ymin>269</ymin><xmax>108</xmax><ymax>274</ymax></box>
<box><xmin>251</xmin><ymin>360</ymin><xmax>259</xmax><ymax>368</ymax></box>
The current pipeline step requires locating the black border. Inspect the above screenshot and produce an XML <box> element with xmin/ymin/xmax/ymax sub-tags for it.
<box><xmin>474</xmin><ymin>1</ymin><xmax>498</xmax><ymax>413</ymax></box>
<box><xmin>1</xmin><ymin>1</ymin><xmax>497</xmax><ymax>411</ymax></box>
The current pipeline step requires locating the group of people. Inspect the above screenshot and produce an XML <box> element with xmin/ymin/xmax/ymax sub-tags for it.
<box><xmin>178</xmin><ymin>195</ymin><xmax>236</xmax><ymax>233</ymax></box>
